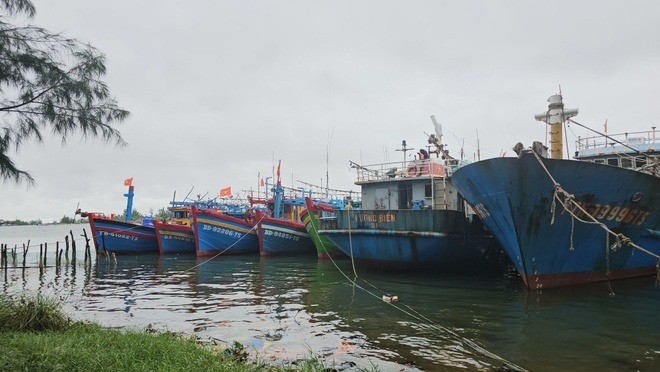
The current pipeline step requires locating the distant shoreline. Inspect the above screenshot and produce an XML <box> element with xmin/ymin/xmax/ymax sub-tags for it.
<box><xmin>0</xmin><ymin>220</ymin><xmax>88</xmax><ymax>227</ymax></box>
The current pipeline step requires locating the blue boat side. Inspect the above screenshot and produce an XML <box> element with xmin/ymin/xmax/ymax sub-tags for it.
<box><xmin>153</xmin><ymin>221</ymin><xmax>195</xmax><ymax>254</ymax></box>
<box><xmin>452</xmin><ymin>154</ymin><xmax>660</xmax><ymax>288</ymax></box>
<box><xmin>89</xmin><ymin>215</ymin><xmax>159</xmax><ymax>254</ymax></box>
<box><xmin>192</xmin><ymin>206</ymin><xmax>258</xmax><ymax>257</ymax></box>
<box><xmin>258</xmin><ymin>218</ymin><xmax>315</xmax><ymax>256</ymax></box>
<box><xmin>319</xmin><ymin>209</ymin><xmax>500</xmax><ymax>270</ymax></box>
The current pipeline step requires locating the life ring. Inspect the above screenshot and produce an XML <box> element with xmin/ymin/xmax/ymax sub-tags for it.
<box><xmin>407</xmin><ymin>165</ymin><xmax>421</xmax><ymax>177</ymax></box>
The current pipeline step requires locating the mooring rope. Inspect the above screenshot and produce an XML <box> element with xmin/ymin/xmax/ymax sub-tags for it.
<box><xmin>346</xmin><ymin>207</ymin><xmax>358</xmax><ymax>281</ymax></box>
<box><xmin>532</xmin><ymin>151</ymin><xmax>660</xmax><ymax>261</ymax></box>
<box><xmin>184</xmin><ymin>215</ymin><xmax>263</xmax><ymax>272</ymax></box>
<box><xmin>530</xmin><ymin>151</ymin><xmax>660</xmax><ymax>290</ymax></box>
<box><xmin>309</xmin><ymin>211</ymin><xmax>528</xmax><ymax>371</ymax></box>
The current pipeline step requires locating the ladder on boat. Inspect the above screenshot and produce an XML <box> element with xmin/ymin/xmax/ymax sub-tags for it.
<box><xmin>433</xmin><ymin>176</ymin><xmax>449</xmax><ymax>210</ymax></box>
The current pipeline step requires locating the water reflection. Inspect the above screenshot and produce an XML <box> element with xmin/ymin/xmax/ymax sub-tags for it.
<box><xmin>1</xmin><ymin>248</ymin><xmax>659</xmax><ymax>371</ymax></box>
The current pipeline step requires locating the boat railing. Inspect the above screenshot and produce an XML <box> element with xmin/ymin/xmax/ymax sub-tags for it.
<box><xmin>576</xmin><ymin>129</ymin><xmax>659</xmax><ymax>151</ymax></box>
<box><xmin>354</xmin><ymin>158</ymin><xmax>457</xmax><ymax>183</ymax></box>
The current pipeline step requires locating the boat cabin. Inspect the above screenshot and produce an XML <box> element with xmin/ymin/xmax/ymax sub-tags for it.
<box><xmin>574</xmin><ymin>128</ymin><xmax>660</xmax><ymax>176</ymax></box>
<box><xmin>353</xmin><ymin>157</ymin><xmax>465</xmax><ymax>211</ymax></box>
<box><xmin>168</xmin><ymin>206</ymin><xmax>192</xmax><ymax>226</ymax></box>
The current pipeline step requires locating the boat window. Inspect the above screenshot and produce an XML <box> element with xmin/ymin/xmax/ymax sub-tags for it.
<box><xmin>635</xmin><ymin>158</ymin><xmax>647</xmax><ymax>168</ymax></box>
<box><xmin>594</xmin><ymin>159</ymin><xmax>604</xmax><ymax>164</ymax></box>
<box><xmin>424</xmin><ymin>183</ymin><xmax>432</xmax><ymax>198</ymax></box>
<box><xmin>607</xmin><ymin>158</ymin><xmax>619</xmax><ymax>166</ymax></box>
<box><xmin>621</xmin><ymin>158</ymin><xmax>632</xmax><ymax>168</ymax></box>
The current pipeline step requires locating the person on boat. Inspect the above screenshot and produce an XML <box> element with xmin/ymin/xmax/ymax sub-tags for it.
<box><xmin>418</xmin><ymin>149</ymin><xmax>429</xmax><ymax>160</ymax></box>
<box><xmin>243</xmin><ymin>208</ymin><xmax>254</xmax><ymax>222</ymax></box>
<box><xmin>344</xmin><ymin>196</ymin><xmax>353</xmax><ymax>210</ymax></box>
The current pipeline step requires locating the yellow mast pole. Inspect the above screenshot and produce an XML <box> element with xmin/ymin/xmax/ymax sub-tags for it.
<box><xmin>534</xmin><ymin>94</ymin><xmax>579</xmax><ymax>159</ymax></box>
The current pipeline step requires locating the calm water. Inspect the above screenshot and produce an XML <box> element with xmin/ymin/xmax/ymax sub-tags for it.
<box><xmin>1</xmin><ymin>224</ymin><xmax>659</xmax><ymax>371</ymax></box>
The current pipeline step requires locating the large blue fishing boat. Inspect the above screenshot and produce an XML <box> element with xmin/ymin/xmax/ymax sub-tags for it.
<box><xmin>85</xmin><ymin>183</ymin><xmax>159</xmax><ymax>254</ymax></box>
<box><xmin>153</xmin><ymin>202</ymin><xmax>196</xmax><ymax>254</ymax></box>
<box><xmin>154</xmin><ymin>197</ymin><xmax>248</xmax><ymax>255</ymax></box>
<box><xmin>191</xmin><ymin>205</ymin><xmax>258</xmax><ymax>257</ymax></box>
<box><xmin>317</xmin><ymin>122</ymin><xmax>500</xmax><ymax>270</ymax></box>
<box><xmin>254</xmin><ymin>186</ymin><xmax>315</xmax><ymax>256</ymax></box>
<box><xmin>452</xmin><ymin>94</ymin><xmax>660</xmax><ymax>289</ymax></box>
<box><xmin>250</xmin><ymin>162</ymin><xmax>315</xmax><ymax>256</ymax></box>
<box><xmin>256</xmin><ymin>208</ymin><xmax>315</xmax><ymax>256</ymax></box>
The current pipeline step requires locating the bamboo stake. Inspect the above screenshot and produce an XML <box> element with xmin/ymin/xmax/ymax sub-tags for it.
<box><xmin>22</xmin><ymin>243</ymin><xmax>27</xmax><ymax>269</ymax></box>
<box><xmin>70</xmin><ymin>230</ymin><xmax>76</xmax><ymax>261</ymax></box>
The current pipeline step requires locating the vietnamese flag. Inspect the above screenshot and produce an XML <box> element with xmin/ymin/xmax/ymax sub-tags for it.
<box><xmin>219</xmin><ymin>186</ymin><xmax>232</xmax><ymax>198</ymax></box>
<box><xmin>124</xmin><ymin>178</ymin><xmax>133</xmax><ymax>186</ymax></box>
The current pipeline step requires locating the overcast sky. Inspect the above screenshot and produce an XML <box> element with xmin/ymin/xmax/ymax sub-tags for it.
<box><xmin>2</xmin><ymin>0</ymin><xmax>660</xmax><ymax>222</ymax></box>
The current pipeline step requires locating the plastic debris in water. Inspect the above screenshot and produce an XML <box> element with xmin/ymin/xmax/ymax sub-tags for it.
<box><xmin>381</xmin><ymin>294</ymin><xmax>398</xmax><ymax>302</ymax></box>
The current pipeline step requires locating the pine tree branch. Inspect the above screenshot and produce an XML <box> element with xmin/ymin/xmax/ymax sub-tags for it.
<box><xmin>0</xmin><ymin>84</ymin><xmax>58</xmax><ymax>111</ymax></box>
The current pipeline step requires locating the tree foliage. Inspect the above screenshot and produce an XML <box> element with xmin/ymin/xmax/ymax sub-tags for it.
<box><xmin>58</xmin><ymin>215</ymin><xmax>76</xmax><ymax>224</ymax></box>
<box><xmin>154</xmin><ymin>207</ymin><xmax>171</xmax><ymax>221</ymax></box>
<box><xmin>0</xmin><ymin>0</ymin><xmax>129</xmax><ymax>183</ymax></box>
<box><xmin>114</xmin><ymin>208</ymin><xmax>144</xmax><ymax>223</ymax></box>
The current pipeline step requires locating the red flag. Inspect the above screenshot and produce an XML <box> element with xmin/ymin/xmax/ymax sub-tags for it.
<box><xmin>260</xmin><ymin>178</ymin><xmax>265</xmax><ymax>186</ymax></box>
<box><xmin>219</xmin><ymin>186</ymin><xmax>232</xmax><ymax>198</ymax></box>
<box><xmin>276</xmin><ymin>160</ymin><xmax>281</xmax><ymax>183</ymax></box>
<box><xmin>123</xmin><ymin>178</ymin><xmax>133</xmax><ymax>186</ymax></box>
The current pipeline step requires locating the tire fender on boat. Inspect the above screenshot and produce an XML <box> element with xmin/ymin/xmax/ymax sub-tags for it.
<box><xmin>407</xmin><ymin>165</ymin><xmax>421</xmax><ymax>177</ymax></box>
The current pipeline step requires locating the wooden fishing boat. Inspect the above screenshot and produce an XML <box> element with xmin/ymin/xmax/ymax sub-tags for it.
<box><xmin>253</xmin><ymin>161</ymin><xmax>315</xmax><ymax>256</ymax></box>
<box><xmin>84</xmin><ymin>183</ymin><xmax>158</xmax><ymax>254</ymax></box>
<box><xmin>191</xmin><ymin>206</ymin><xmax>259</xmax><ymax>257</ymax></box>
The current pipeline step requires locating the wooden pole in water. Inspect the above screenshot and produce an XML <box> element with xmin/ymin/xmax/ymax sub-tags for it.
<box><xmin>43</xmin><ymin>242</ymin><xmax>48</xmax><ymax>266</ymax></box>
<box><xmin>58</xmin><ymin>249</ymin><xmax>63</xmax><ymax>267</ymax></box>
<box><xmin>83</xmin><ymin>240</ymin><xmax>88</xmax><ymax>264</ymax></box>
<box><xmin>22</xmin><ymin>243</ymin><xmax>27</xmax><ymax>269</ymax></box>
<box><xmin>65</xmin><ymin>235</ymin><xmax>70</xmax><ymax>261</ymax></box>
<box><xmin>55</xmin><ymin>241</ymin><xmax>60</xmax><ymax>266</ymax></box>
<box><xmin>3</xmin><ymin>245</ymin><xmax>7</xmax><ymax>281</ymax></box>
<box><xmin>82</xmin><ymin>229</ymin><xmax>90</xmax><ymax>263</ymax></box>
<box><xmin>39</xmin><ymin>244</ymin><xmax>43</xmax><ymax>267</ymax></box>
<box><xmin>2</xmin><ymin>244</ymin><xmax>7</xmax><ymax>281</ymax></box>
<box><xmin>70</xmin><ymin>230</ymin><xmax>76</xmax><ymax>261</ymax></box>
<box><xmin>12</xmin><ymin>245</ymin><xmax>16</xmax><ymax>266</ymax></box>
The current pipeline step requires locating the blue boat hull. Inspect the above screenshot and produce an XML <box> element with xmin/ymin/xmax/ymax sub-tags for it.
<box><xmin>452</xmin><ymin>154</ymin><xmax>660</xmax><ymax>289</ymax></box>
<box><xmin>153</xmin><ymin>221</ymin><xmax>195</xmax><ymax>254</ymax></box>
<box><xmin>318</xmin><ymin>210</ymin><xmax>500</xmax><ymax>270</ymax></box>
<box><xmin>192</xmin><ymin>207</ymin><xmax>258</xmax><ymax>257</ymax></box>
<box><xmin>258</xmin><ymin>217</ymin><xmax>315</xmax><ymax>256</ymax></box>
<box><xmin>322</xmin><ymin>230</ymin><xmax>496</xmax><ymax>269</ymax></box>
<box><xmin>89</xmin><ymin>215</ymin><xmax>158</xmax><ymax>254</ymax></box>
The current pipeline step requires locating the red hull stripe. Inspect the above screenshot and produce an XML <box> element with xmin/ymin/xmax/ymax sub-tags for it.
<box><xmin>524</xmin><ymin>266</ymin><xmax>658</xmax><ymax>289</ymax></box>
